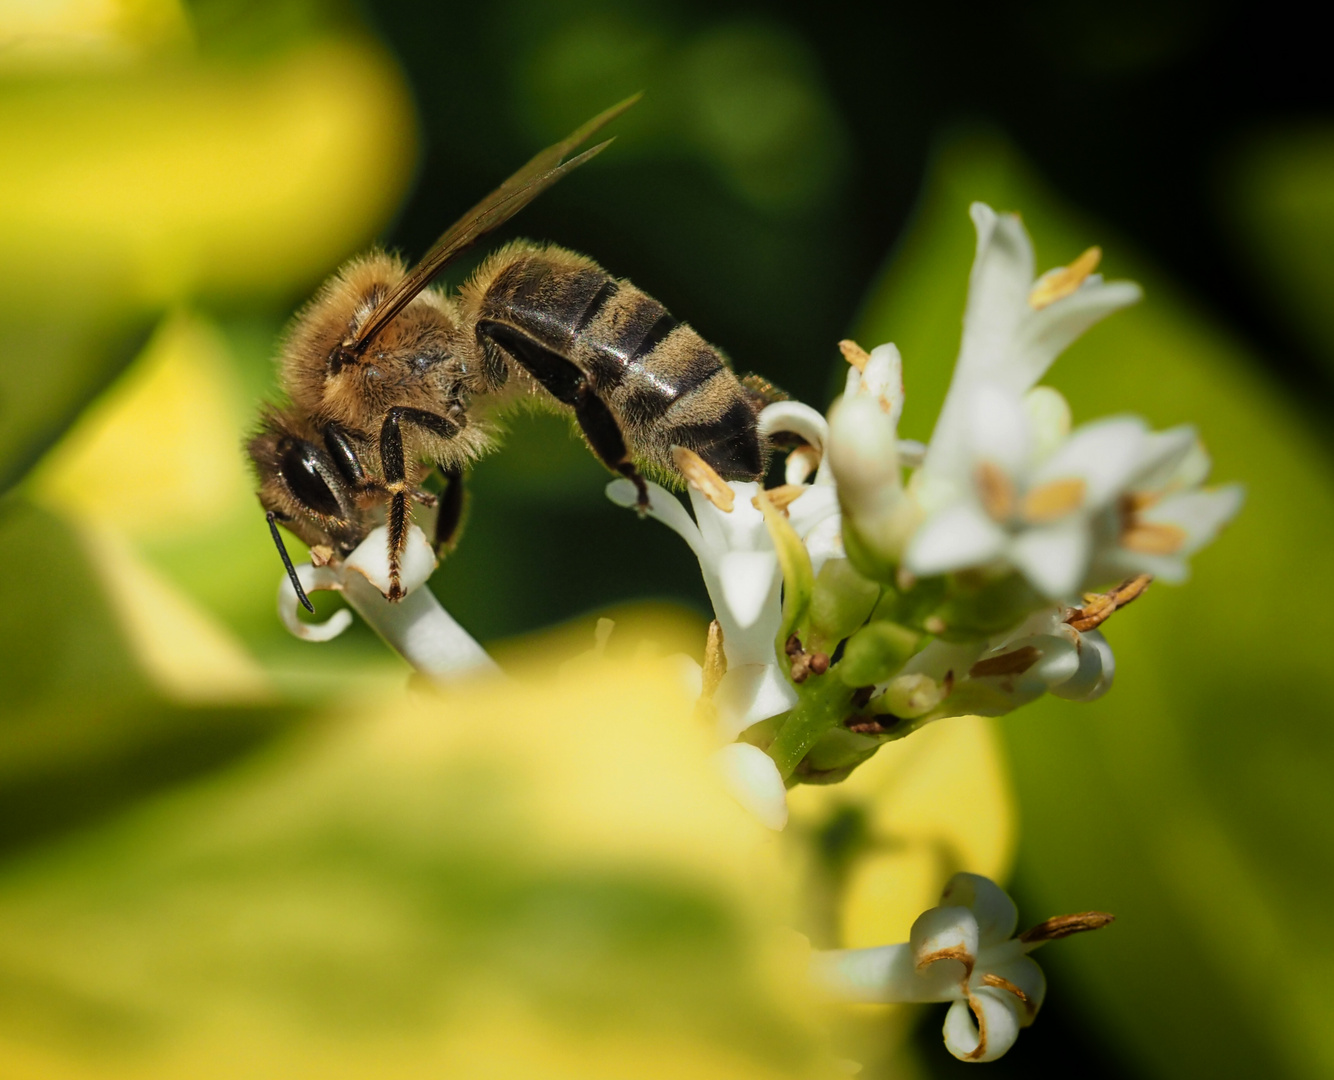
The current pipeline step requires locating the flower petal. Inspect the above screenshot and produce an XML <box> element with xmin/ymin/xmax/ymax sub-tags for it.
<box><xmin>943</xmin><ymin>986</ymin><xmax>1024</xmax><ymax>1062</ymax></box>
<box><xmin>759</xmin><ymin>400</ymin><xmax>829</xmax><ymax>455</ymax></box>
<box><xmin>810</xmin><ymin>943</ymin><xmax>955</xmax><ymax>1004</ymax></box>
<box><xmin>967</xmin><ymin>382</ymin><xmax>1032</xmax><ymax>477</ymax></box>
<box><xmin>939</xmin><ymin>872</ymin><xmax>1018</xmax><ymax>946</ymax></box>
<box><xmin>344</xmin><ymin>524</ymin><xmax>437</xmax><ymax>599</ymax></box>
<box><xmin>981</xmin><ymin>954</ymin><xmax>1047</xmax><ymax>1027</ymax></box>
<box><xmin>716</xmin><ymin>551</ymin><xmax>781</xmax><ymax>630</ymax></box>
<box><xmin>1029</xmin><ymin>416</ymin><xmax>1148</xmax><ymax>508</ymax></box>
<box><xmin>278</xmin><ymin>564</ymin><xmax>352</xmax><ymax>642</ymax></box>
<box><xmin>905</xmin><ymin>502</ymin><xmax>1008</xmax><ymax>578</ymax></box>
<box><xmin>1010</xmin><ymin>278</ymin><xmax>1142</xmax><ymax>391</ymax></box>
<box><xmin>1143</xmin><ymin>484</ymin><xmax>1245</xmax><ymax>555</ymax></box>
<box><xmin>1126</xmin><ymin>424</ymin><xmax>1197</xmax><ymax>491</ymax></box>
<box><xmin>714</xmin><ymin>662</ymin><xmax>800</xmax><ymax>741</ymax></box>
<box><xmin>910</xmin><ymin>904</ymin><xmax>979</xmax><ymax>973</ymax></box>
<box><xmin>956</xmin><ymin>205</ymin><xmax>1036</xmax><ymax>388</ymax></box>
<box><xmin>714</xmin><ymin>743</ymin><xmax>788</xmax><ymax>830</ymax></box>
<box><xmin>1008</xmin><ymin>519</ymin><xmax>1091</xmax><ymax>599</ymax></box>
<box><xmin>1049</xmin><ymin>628</ymin><xmax>1114</xmax><ymax>701</ymax></box>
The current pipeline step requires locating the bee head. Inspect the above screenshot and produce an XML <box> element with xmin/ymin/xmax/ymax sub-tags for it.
<box><xmin>248</xmin><ymin>409</ymin><xmax>369</xmax><ymax>557</ymax></box>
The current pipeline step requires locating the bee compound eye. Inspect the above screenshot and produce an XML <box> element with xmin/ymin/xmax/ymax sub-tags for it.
<box><xmin>278</xmin><ymin>442</ymin><xmax>343</xmax><ymax>519</ymax></box>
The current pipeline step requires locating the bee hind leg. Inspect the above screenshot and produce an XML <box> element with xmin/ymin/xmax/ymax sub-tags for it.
<box><xmin>574</xmin><ymin>384</ymin><xmax>649</xmax><ymax>512</ymax></box>
<box><xmin>378</xmin><ymin>406</ymin><xmax>463</xmax><ymax>600</ymax></box>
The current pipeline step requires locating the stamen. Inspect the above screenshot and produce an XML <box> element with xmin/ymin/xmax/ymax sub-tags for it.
<box><xmin>1029</xmin><ymin>246</ymin><xmax>1102</xmax><ymax>309</ymax></box>
<box><xmin>838</xmin><ymin>338</ymin><xmax>871</xmax><ymax>372</ymax></box>
<box><xmin>969</xmin><ymin>645</ymin><xmax>1041</xmax><ymax>678</ymax></box>
<box><xmin>916</xmin><ymin>944</ymin><xmax>975</xmax><ymax>977</ymax></box>
<box><xmin>309</xmin><ymin>544</ymin><xmax>334</xmax><ymax>567</ymax></box>
<box><xmin>1021</xmin><ymin>477</ymin><xmax>1086</xmax><ymax>523</ymax></box>
<box><xmin>974</xmin><ymin>461</ymin><xmax>1016</xmax><ymax>521</ymax></box>
<box><xmin>981</xmin><ymin>973</ymin><xmax>1034</xmax><ymax>1012</ymax></box>
<box><xmin>757</xmin><ymin>483</ymin><xmax>807</xmax><ymax>513</ymax></box>
<box><xmin>672</xmin><ymin>445</ymin><xmax>735</xmax><ymax>512</ymax></box>
<box><xmin>702</xmin><ymin>619</ymin><xmax>726</xmax><ymax>700</ymax></box>
<box><xmin>1122</xmin><ymin>521</ymin><xmax>1187</xmax><ymax>555</ymax></box>
<box><xmin>785</xmin><ymin>444</ymin><xmax>821</xmax><ymax>485</ymax></box>
<box><xmin>1018</xmin><ymin>911</ymin><xmax>1115</xmax><ymax>945</ymax></box>
<box><xmin>1066</xmin><ymin>574</ymin><xmax>1151</xmax><ymax>632</ymax></box>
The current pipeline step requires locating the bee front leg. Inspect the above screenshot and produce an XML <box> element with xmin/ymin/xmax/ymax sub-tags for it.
<box><xmin>378</xmin><ymin>406</ymin><xmax>462</xmax><ymax>600</ymax></box>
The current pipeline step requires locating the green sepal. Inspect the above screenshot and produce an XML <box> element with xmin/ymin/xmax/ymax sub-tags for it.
<box><xmin>837</xmin><ymin>621</ymin><xmax>921</xmax><ymax>687</ymax></box>
<box><xmin>841</xmin><ymin>519</ymin><xmax>900</xmax><ymax>584</ymax></box>
<box><xmin>807</xmin><ymin>558</ymin><xmax>881</xmax><ymax>651</ymax></box>
<box><xmin>756</xmin><ymin>491</ymin><xmax>815</xmax><ymax>643</ymax></box>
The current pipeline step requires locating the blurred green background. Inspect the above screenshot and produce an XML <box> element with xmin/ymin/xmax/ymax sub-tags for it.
<box><xmin>3</xmin><ymin>0</ymin><xmax>1333</xmax><ymax>1077</ymax></box>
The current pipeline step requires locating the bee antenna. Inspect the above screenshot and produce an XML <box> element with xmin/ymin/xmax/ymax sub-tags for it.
<box><xmin>266</xmin><ymin>511</ymin><xmax>316</xmax><ymax>613</ymax></box>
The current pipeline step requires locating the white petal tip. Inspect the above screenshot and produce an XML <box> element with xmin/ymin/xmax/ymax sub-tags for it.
<box><xmin>714</xmin><ymin>743</ymin><xmax>788</xmax><ymax>830</ymax></box>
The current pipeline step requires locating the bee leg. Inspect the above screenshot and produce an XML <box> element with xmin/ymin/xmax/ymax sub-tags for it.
<box><xmin>378</xmin><ymin>406</ymin><xmax>461</xmax><ymax>600</ymax></box>
<box><xmin>573</xmin><ymin>383</ymin><xmax>649</xmax><ymax>512</ymax></box>
<box><xmin>434</xmin><ymin>466</ymin><xmax>467</xmax><ymax>553</ymax></box>
<box><xmin>322</xmin><ymin>422</ymin><xmax>368</xmax><ymax>486</ymax></box>
<box><xmin>477</xmin><ymin>322</ymin><xmax>649</xmax><ymax>510</ymax></box>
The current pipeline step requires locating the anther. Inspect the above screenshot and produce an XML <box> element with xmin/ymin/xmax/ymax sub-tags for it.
<box><xmin>672</xmin><ymin>445</ymin><xmax>735</xmax><ymax>512</ymax></box>
<box><xmin>838</xmin><ymin>339</ymin><xmax>871</xmax><ymax>371</ymax></box>
<box><xmin>1021</xmin><ymin>477</ymin><xmax>1086</xmax><ymax>523</ymax></box>
<box><xmin>973</xmin><ymin>461</ymin><xmax>1016</xmax><ymax>522</ymax></box>
<box><xmin>1029</xmin><ymin>246</ymin><xmax>1102</xmax><ymax>309</ymax></box>
<box><xmin>1018</xmin><ymin>911</ymin><xmax>1116</xmax><ymax>945</ymax></box>
<box><xmin>1066</xmin><ymin>574</ymin><xmax>1151</xmax><ymax>632</ymax></box>
<box><xmin>756</xmin><ymin>483</ymin><xmax>806</xmax><ymax>514</ymax></box>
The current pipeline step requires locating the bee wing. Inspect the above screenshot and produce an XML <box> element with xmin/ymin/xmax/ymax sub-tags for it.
<box><xmin>347</xmin><ymin>93</ymin><xmax>641</xmax><ymax>351</ymax></box>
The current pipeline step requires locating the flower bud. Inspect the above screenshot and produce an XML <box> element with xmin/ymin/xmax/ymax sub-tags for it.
<box><xmin>838</xmin><ymin>621</ymin><xmax>921</xmax><ymax>687</ymax></box>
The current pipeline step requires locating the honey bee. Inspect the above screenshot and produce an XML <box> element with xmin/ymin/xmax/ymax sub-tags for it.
<box><xmin>250</xmin><ymin>97</ymin><xmax>777</xmax><ymax>608</ymax></box>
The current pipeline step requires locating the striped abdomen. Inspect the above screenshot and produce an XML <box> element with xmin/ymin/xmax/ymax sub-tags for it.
<box><xmin>466</xmin><ymin>243</ymin><xmax>765</xmax><ymax>480</ymax></box>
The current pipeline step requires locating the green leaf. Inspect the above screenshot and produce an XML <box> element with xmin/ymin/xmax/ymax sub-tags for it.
<box><xmin>0</xmin><ymin>498</ymin><xmax>291</xmax><ymax>860</ymax></box>
<box><xmin>856</xmin><ymin>133</ymin><xmax>1334</xmax><ymax>1079</ymax></box>
<box><xmin>0</xmin><ymin>306</ymin><xmax>159</xmax><ymax>494</ymax></box>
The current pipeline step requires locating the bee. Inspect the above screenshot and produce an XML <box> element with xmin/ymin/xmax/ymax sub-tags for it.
<box><xmin>250</xmin><ymin>97</ymin><xmax>777</xmax><ymax>608</ymax></box>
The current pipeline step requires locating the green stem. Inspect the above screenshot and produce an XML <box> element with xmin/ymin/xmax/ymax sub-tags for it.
<box><xmin>767</xmin><ymin>674</ymin><xmax>855</xmax><ymax>780</ymax></box>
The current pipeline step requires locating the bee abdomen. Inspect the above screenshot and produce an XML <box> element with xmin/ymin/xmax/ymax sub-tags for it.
<box><xmin>472</xmin><ymin>244</ymin><xmax>764</xmax><ymax>479</ymax></box>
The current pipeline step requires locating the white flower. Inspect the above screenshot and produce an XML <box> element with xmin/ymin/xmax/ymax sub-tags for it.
<box><xmin>810</xmin><ymin>872</ymin><xmax>1113</xmax><ymax>1063</ymax></box>
<box><xmin>1090</xmin><ymin>426</ymin><xmax>1245</xmax><ymax>584</ymax></box>
<box><xmin>277</xmin><ymin>523</ymin><xmax>497</xmax><ymax>681</ymax></box>
<box><xmin>884</xmin><ymin>602</ymin><xmax>1116</xmax><ymax>723</ymax></box>
<box><xmin>907</xmin><ymin>383</ymin><xmax>1159</xmax><ymax>598</ymax></box>
<box><xmin>923</xmin><ymin>204</ymin><xmax>1142</xmax><ymax>487</ymax></box>
<box><xmin>609</xmin><ymin>472</ymin><xmax>799</xmax><ymax>741</ymax></box>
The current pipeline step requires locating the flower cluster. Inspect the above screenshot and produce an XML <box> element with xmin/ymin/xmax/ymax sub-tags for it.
<box><xmin>811</xmin><ymin>872</ymin><xmax>1114</xmax><ymax>1062</ymax></box>
<box><xmin>610</xmin><ymin>202</ymin><xmax>1242</xmax><ymax>827</ymax></box>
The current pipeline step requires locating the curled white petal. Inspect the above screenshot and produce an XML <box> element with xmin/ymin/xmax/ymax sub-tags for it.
<box><xmin>344</xmin><ymin>524</ymin><xmax>438</xmax><ymax>599</ymax></box>
<box><xmin>760</xmin><ymin>400</ymin><xmax>829</xmax><ymax>454</ymax></box>
<box><xmin>714</xmin><ymin>743</ymin><xmax>788</xmax><ymax>830</ymax></box>
<box><xmin>1011</xmin><ymin>278</ymin><xmax>1143</xmax><ymax>391</ymax></box>
<box><xmin>1050</xmin><ymin>629</ymin><xmax>1114</xmax><ymax>701</ymax></box>
<box><xmin>910</xmin><ymin>904</ymin><xmax>979</xmax><ymax>972</ymax></box>
<box><xmin>278</xmin><ymin>564</ymin><xmax>353</xmax><ymax>642</ymax></box>
<box><xmin>940</xmin><ymin>872</ymin><xmax>1019</xmax><ymax>947</ymax></box>
<box><xmin>943</xmin><ymin>987</ymin><xmax>1023</xmax><ymax>1063</ymax></box>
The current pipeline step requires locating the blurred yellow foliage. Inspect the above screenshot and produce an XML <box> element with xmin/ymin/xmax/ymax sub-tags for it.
<box><xmin>0</xmin><ymin>0</ymin><xmax>191</xmax><ymax>71</ymax></box>
<box><xmin>32</xmin><ymin>313</ymin><xmax>250</xmax><ymax>537</ymax></box>
<box><xmin>0</xmin><ymin>653</ymin><xmax>828</xmax><ymax>1079</ymax></box>
<box><xmin>0</xmin><ymin>37</ymin><xmax>415</xmax><ymax>309</ymax></box>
